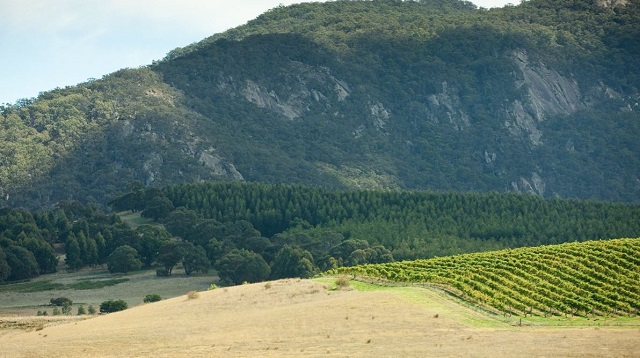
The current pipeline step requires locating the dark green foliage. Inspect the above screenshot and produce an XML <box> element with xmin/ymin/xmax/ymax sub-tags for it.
<box><xmin>240</xmin><ymin>236</ymin><xmax>272</xmax><ymax>256</ymax></box>
<box><xmin>0</xmin><ymin>208</ymin><xmax>59</xmax><ymax>279</ymax></box>
<box><xmin>50</xmin><ymin>297</ymin><xmax>72</xmax><ymax>307</ymax></box>
<box><xmin>0</xmin><ymin>1</ymin><xmax>640</xmax><ymax>284</ymax></box>
<box><xmin>143</xmin><ymin>294</ymin><xmax>162</xmax><ymax>303</ymax></box>
<box><xmin>106</xmin><ymin>245</ymin><xmax>142</xmax><ymax>274</ymax></box>
<box><xmin>18</xmin><ymin>236</ymin><xmax>57</xmax><ymax>274</ymax></box>
<box><xmin>181</xmin><ymin>242</ymin><xmax>210</xmax><ymax>275</ymax></box>
<box><xmin>155</xmin><ymin>268</ymin><xmax>170</xmax><ymax>276</ymax></box>
<box><xmin>136</xmin><ymin>225</ymin><xmax>171</xmax><ymax>267</ymax></box>
<box><xmin>68</xmin><ymin>278</ymin><xmax>129</xmax><ymax>290</ymax></box>
<box><xmin>64</xmin><ymin>234</ymin><xmax>83</xmax><ymax>271</ymax></box>
<box><xmin>0</xmin><ymin>202</ymin><xmax>148</xmax><ymax>278</ymax></box>
<box><xmin>5</xmin><ymin>245</ymin><xmax>39</xmax><ymax>281</ymax></box>
<box><xmin>0</xmin><ymin>280</ymin><xmax>64</xmax><ymax>293</ymax></box>
<box><xmin>141</xmin><ymin>196</ymin><xmax>175</xmax><ymax>221</ymax></box>
<box><xmin>0</xmin><ymin>248</ymin><xmax>10</xmax><ymax>282</ymax></box>
<box><xmin>163</xmin><ymin>208</ymin><xmax>201</xmax><ymax>240</ymax></box>
<box><xmin>270</xmin><ymin>245</ymin><xmax>316</xmax><ymax>279</ymax></box>
<box><xmin>215</xmin><ymin>249</ymin><xmax>271</xmax><ymax>285</ymax></box>
<box><xmin>1</xmin><ymin>0</ymin><xmax>640</xmax><ymax>210</ymax></box>
<box><xmin>156</xmin><ymin>241</ymin><xmax>183</xmax><ymax>276</ymax></box>
<box><xmin>163</xmin><ymin>182</ymin><xmax>640</xmax><ymax>260</ymax></box>
<box><xmin>99</xmin><ymin>299</ymin><xmax>128</xmax><ymax>313</ymax></box>
<box><xmin>87</xmin><ymin>304</ymin><xmax>96</xmax><ymax>315</ymax></box>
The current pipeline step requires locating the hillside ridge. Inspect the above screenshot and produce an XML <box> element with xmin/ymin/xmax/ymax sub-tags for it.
<box><xmin>1</xmin><ymin>0</ymin><xmax>639</xmax><ymax>208</ymax></box>
<box><xmin>2</xmin><ymin>276</ymin><xmax>639</xmax><ymax>357</ymax></box>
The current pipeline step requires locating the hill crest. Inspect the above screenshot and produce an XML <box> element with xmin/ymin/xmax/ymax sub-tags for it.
<box><xmin>1</xmin><ymin>0</ymin><xmax>639</xmax><ymax>208</ymax></box>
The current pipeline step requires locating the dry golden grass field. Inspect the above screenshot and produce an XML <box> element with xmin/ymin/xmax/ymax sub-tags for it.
<box><xmin>1</xmin><ymin>278</ymin><xmax>639</xmax><ymax>358</ymax></box>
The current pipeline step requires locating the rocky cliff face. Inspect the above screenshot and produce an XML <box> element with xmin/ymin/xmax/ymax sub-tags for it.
<box><xmin>3</xmin><ymin>0</ymin><xmax>639</xmax><ymax>207</ymax></box>
<box><xmin>214</xmin><ymin>61</ymin><xmax>351</xmax><ymax>121</ymax></box>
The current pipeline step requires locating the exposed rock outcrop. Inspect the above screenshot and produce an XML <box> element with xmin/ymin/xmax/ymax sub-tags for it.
<box><xmin>426</xmin><ymin>81</ymin><xmax>471</xmax><ymax>130</ymax></box>
<box><xmin>506</xmin><ymin>51</ymin><xmax>587</xmax><ymax>146</ymax></box>
<box><xmin>219</xmin><ymin>61</ymin><xmax>351</xmax><ymax>120</ymax></box>
<box><xmin>511</xmin><ymin>172</ymin><xmax>546</xmax><ymax>197</ymax></box>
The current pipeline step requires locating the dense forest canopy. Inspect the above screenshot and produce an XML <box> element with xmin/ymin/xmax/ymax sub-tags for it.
<box><xmin>2</xmin><ymin>182</ymin><xmax>639</xmax><ymax>284</ymax></box>
<box><xmin>1</xmin><ymin>0</ymin><xmax>639</xmax><ymax>210</ymax></box>
<box><xmin>110</xmin><ymin>182</ymin><xmax>640</xmax><ymax>283</ymax></box>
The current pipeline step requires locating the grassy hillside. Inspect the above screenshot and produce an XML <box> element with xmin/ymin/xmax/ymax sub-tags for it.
<box><xmin>2</xmin><ymin>278</ymin><xmax>639</xmax><ymax>357</ymax></box>
<box><xmin>329</xmin><ymin>238</ymin><xmax>640</xmax><ymax>318</ymax></box>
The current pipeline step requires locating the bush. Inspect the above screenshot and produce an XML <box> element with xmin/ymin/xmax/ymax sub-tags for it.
<box><xmin>100</xmin><ymin>299</ymin><xmax>128</xmax><ymax>313</ymax></box>
<box><xmin>156</xmin><ymin>267</ymin><xmax>170</xmax><ymax>277</ymax></box>
<box><xmin>62</xmin><ymin>303</ymin><xmax>72</xmax><ymax>315</ymax></box>
<box><xmin>87</xmin><ymin>305</ymin><xmax>97</xmax><ymax>315</ymax></box>
<box><xmin>143</xmin><ymin>294</ymin><xmax>162</xmax><ymax>303</ymax></box>
<box><xmin>207</xmin><ymin>284</ymin><xmax>219</xmax><ymax>291</ymax></box>
<box><xmin>187</xmin><ymin>290</ymin><xmax>200</xmax><ymax>299</ymax></box>
<box><xmin>77</xmin><ymin>305</ymin><xmax>86</xmax><ymax>315</ymax></box>
<box><xmin>335</xmin><ymin>277</ymin><xmax>350</xmax><ymax>290</ymax></box>
<box><xmin>106</xmin><ymin>245</ymin><xmax>142</xmax><ymax>274</ymax></box>
<box><xmin>52</xmin><ymin>308</ymin><xmax>60</xmax><ymax>316</ymax></box>
<box><xmin>50</xmin><ymin>297</ymin><xmax>73</xmax><ymax>306</ymax></box>
<box><xmin>215</xmin><ymin>249</ymin><xmax>271</xmax><ymax>285</ymax></box>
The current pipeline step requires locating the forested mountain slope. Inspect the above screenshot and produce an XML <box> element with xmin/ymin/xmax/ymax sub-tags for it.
<box><xmin>1</xmin><ymin>0</ymin><xmax>639</xmax><ymax>208</ymax></box>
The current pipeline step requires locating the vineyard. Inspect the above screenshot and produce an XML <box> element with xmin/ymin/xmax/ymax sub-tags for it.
<box><xmin>328</xmin><ymin>238</ymin><xmax>640</xmax><ymax>318</ymax></box>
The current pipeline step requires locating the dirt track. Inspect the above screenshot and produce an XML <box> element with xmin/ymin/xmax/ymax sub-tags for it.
<box><xmin>2</xmin><ymin>279</ymin><xmax>639</xmax><ymax>357</ymax></box>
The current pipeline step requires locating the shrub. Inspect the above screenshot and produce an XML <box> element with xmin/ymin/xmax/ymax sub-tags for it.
<box><xmin>335</xmin><ymin>277</ymin><xmax>350</xmax><ymax>290</ymax></box>
<box><xmin>62</xmin><ymin>303</ymin><xmax>72</xmax><ymax>315</ymax></box>
<box><xmin>52</xmin><ymin>308</ymin><xmax>60</xmax><ymax>316</ymax></box>
<box><xmin>87</xmin><ymin>305</ymin><xmax>97</xmax><ymax>315</ymax></box>
<box><xmin>143</xmin><ymin>294</ymin><xmax>162</xmax><ymax>303</ymax></box>
<box><xmin>50</xmin><ymin>297</ymin><xmax>73</xmax><ymax>306</ymax></box>
<box><xmin>106</xmin><ymin>245</ymin><xmax>142</xmax><ymax>274</ymax></box>
<box><xmin>77</xmin><ymin>305</ymin><xmax>86</xmax><ymax>315</ymax></box>
<box><xmin>187</xmin><ymin>290</ymin><xmax>200</xmax><ymax>299</ymax></box>
<box><xmin>156</xmin><ymin>267</ymin><xmax>170</xmax><ymax>277</ymax></box>
<box><xmin>207</xmin><ymin>284</ymin><xmax>219</xmax><ymax>291</ymax></box>
<box><xmin>215</xmin><ymin>249</ymin><xmax>270</xmax><ymax>285</ymax></box>
<box><xmin>100</xmin><ymin>299</ymin><xmax>128</xmax><ymax>313</ymax></box>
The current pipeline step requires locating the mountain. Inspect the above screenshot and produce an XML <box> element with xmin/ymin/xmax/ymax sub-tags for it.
<box><xmin>1</xmin><ymin>0</ymin><xmax>639</xmax><ymax>208</ymax></box>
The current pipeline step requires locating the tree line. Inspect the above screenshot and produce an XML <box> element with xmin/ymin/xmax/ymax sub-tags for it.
<box><xmin>109</xmin><ymin>181</ymin><xmax>640</xmax><ymax>283</ymax></box>
<box><xmin>3</xmin><ymin>181</ymin><xmax>640</xmax><ymax>285</ymax></box>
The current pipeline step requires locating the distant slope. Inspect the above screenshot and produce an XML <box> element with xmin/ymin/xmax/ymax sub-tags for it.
<box><xmin>2</xmin><ymin>0</ymin><xmax>640</xmax><ymax>208</ymax></box>
<box><xmin>330</xmin><ymin>238</ymin><xmax>640</xmax><ymax>317</ymax></box>
<box><xmin>2</xmin><ymin>278</ymin><xmax>639</xmax><ymax>357</ymax></box>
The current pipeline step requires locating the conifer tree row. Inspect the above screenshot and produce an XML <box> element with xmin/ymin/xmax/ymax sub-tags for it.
<box><xmin>157</xmin><ymin>181</ymin><xmax>640</xmax><ymax>258</ymax></box>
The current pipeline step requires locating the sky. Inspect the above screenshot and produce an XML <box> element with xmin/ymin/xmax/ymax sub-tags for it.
<box><xmin>0</xmin><ymin>0</ymin><xmax>513</xmax><ymax>105</ymax></box>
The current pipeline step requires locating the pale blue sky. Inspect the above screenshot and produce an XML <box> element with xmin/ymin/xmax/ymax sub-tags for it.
<box><xmin>0</xmin><ymin>0</ymin><xmax>512</xmax><ymax>105</ymax></box>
